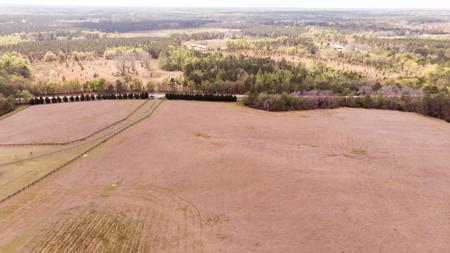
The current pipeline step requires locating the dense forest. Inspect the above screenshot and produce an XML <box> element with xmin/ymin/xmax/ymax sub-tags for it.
<box><xmin>78</xmin><ymin>19</ymin><xmax>217</xmax><ymax>33</ymax></box>
<box><xmin>161</xmin><ymin>48</ymin><xmax>369</xmax><ymax>95</ymax></box>
<box><xmin>0</xmin><ymin>37</ymin><xmax>173</xmax><ymax>61</ymax></box>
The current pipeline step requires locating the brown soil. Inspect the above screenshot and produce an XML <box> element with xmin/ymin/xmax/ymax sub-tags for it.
<box><xmin>0</xmin><ymin>101</ymin><xmax>450</xmax><ymax>252</ymax></box>
<box><xmin>0</xmin><ymin>100</ymin><xmax>144</xmax><ymax>144</ymax></box>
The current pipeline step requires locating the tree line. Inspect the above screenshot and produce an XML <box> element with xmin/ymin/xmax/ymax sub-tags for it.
<box><xmin>165</xmin><ymin>93</ymin><xmax>237</xmax><ymax>102</ymax></box>
<box><xmin>245</xmin><ymin>92</ymin><xmax>450</xmax><ymax>122</ymax></box>
<box><xmin>0</xmin><ymin>37</ymin><xmax>173</xmax><ymax>62</ymax></box>
<box><xmin>29</xmin><ymin>92</ymin><xmax>150</xmax><ymax>105</ymax></box>
<box><xmin>170</xmin><ymin>32</ymin><xmax>227</xmax><ymax>41</ymax></box>
<box><xmin>77</xmin><ymin>19</ymin><xmax>215</xmax><ymax>33</ymax></box>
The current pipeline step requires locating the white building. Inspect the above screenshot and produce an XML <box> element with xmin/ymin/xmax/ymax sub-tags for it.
<box><xmin>330</xmin><ymin>44</ymin><xmax>346</xmax><ymax>50</ymax></box>
<box><xmin>191</xmin><ymin>44</ymin><xmax>209</xmax><ymax>51</ymax></box>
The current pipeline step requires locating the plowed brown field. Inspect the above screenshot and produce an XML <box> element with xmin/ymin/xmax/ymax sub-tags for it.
<box><xmin>0</xmin><ymin>101</ymin><xmax>449</xmax><ymax>253</ymax></box>
<box><xmin>0</xmin><ymin>100</ymin><xmax>145</xmax><ymax>145</ymax></box>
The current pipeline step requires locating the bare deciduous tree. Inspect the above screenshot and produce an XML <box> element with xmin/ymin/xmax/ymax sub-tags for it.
<box><xmin>139</xmin><ymin>52</ymin><xmax>153</xmax><ymax>71</ymax></box>
<box><xmin>114</xmin><ymin>54</ymin><xmax>136</xmax><ymax>76</ymax></box>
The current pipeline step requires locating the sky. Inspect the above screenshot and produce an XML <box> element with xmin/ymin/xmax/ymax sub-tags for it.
<box><xmin>2</xmin><ymin>0</ymin><xmax>450</xmax><ymax>9</ymax></box>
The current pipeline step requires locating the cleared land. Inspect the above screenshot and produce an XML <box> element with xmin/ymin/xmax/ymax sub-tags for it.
<box><xmin>113</xmin><ymin>28</ymin><xmax>239</xmax><ymax>38</ymax></box>
<box><xmin>33</xmin><ymin>59</ymin><xmax>183</xmax><ymax>89</ymax></box>
<box><xmin>0</xmin><ymin>101</ymin><xmax>450</xmax><ymax>252</ymax></box>
<box><xmin>0</xmin><ymin>100</ymin><xmax>145</xmax><ymax>144</ymax></box>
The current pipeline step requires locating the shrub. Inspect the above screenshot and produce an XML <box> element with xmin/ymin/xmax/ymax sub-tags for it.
<box><xmin>43</xmin><ymin>51</ymin><xmax>58</xmax><ymax>62</ymax></box>
<box><xmin>63</xmin><ymin>96</ymin><xmax>68</xmax><ymax>102</ymax></box>
<box><xmin>0</xmin><ymin>94</ymin><xmax>16</xmax><ymax>114</ymax></box>
<box><xmin>140</xmin><ymin>92</ymin><xmax>149</xmax><ymax>99</ymax></box>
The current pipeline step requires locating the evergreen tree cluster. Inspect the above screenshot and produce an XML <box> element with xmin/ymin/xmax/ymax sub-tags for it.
<box><xmin>162</xmin><ymin>51</ymin><xmax>370</xmax><ymax>95</ymax></box>
<box><xmin>165</xmin><ymin>93</ymin><xmax>237</xmax><ymax>102</ymax></box>
<box><xmin>29</xmin><ymin>92</ymin><xmax>150</xmax><ymax>105</ymax></box>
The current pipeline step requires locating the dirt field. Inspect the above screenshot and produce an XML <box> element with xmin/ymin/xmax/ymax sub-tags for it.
<box><xmin>0</xmin><ymin>100</ymin><xmax>144</xmax><ymax>144</ymax></box>
<box><xmin>0</xmin><ymin>100</ymin><xmax>158</xmax><ymax>204</ymax></box>
<box><xmin>0</xmin><ymin>101</ymin><xmax>449</xmax><ymax>252</ymax></box>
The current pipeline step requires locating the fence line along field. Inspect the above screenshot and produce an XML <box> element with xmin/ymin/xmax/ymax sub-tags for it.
<box><xmin>0</xmin><ymin>100</ymin><xmax>159</xmax><ymax>204</ymax></box>
<box><xmin>0</xmin><ymin>100</ymin><xmax>449</xmax><ymax>252</ymax></box>
<box><xmin>0</xmin><ymin>100</ymin><xmax>145</xmax><ymax>145</ymax></box>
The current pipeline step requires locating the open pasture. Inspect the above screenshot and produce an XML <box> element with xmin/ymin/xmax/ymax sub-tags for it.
<box><xmin>0</xmin><ymin>101</ymin><xmax>449</xmax><ymax>252</ymax></box>
<box><xmin>0</xmin><ymin>100</ymin><xmax>159</xmax><ymax>203</ymax></box>
<box><xmin>32</xmin><ymin>59</ymin><xmax>183</xmax><ymax>86</ymax></box>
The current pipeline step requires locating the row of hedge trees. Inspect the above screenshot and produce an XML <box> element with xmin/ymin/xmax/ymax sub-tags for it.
<box><xmin>165</xmin><ymin>93</ymin><xmax>237</xmax><ymax>102</ymax></box>
<box><xmin>245</xmin><ymin>92</ymin><xmax>450</xmax><ymax>122</ymax></box>
<box><xmin>29</xmin><ymin>92</ymin><xmax>150</xmax><ymax>105</ymax></box>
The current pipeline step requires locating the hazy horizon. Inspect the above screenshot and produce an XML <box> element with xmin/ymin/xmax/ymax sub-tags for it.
<box><xmin>1</xmin><ymin>0</ymin><xmax>450</xmax><ymax>9</ymax></box>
